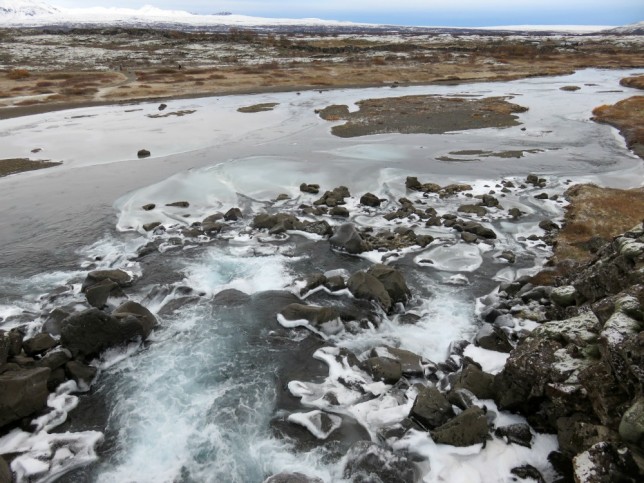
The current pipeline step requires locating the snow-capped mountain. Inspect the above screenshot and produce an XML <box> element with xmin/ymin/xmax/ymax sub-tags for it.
<box><xmin>0</xmin><ymin>0</ymin><xmax>60</xmax><ymax>17</ymax></box>
<box><xmin>0</xmin><ymin>0</ymin><xmax>368</xmax><ymax>28</ymax></box>
<box><xmin>602</xmin><ymin>21</ymin><xmax>644</xmax><ymax>35</ymax></box>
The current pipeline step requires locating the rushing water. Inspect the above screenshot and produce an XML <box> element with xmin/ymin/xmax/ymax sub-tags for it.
<box><xmin>0</xmin><ymin>69</ymin><xmax>643</xmax><ymax>482</ymax></box>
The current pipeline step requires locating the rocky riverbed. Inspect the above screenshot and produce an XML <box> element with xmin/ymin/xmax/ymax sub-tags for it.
<box><xmin>0</xmin><ymin>69</ymin><xmax>643</xmax><ymax>482</ymax></box>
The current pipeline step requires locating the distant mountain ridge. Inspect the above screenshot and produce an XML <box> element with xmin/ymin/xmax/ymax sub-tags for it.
<box><xmin>0</xmin><ymin>0</ymin><xmax>60</xmax><ymax>16</ymax></box>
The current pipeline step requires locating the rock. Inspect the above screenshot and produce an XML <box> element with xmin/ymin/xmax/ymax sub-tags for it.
<box><xmin>367</xmin><ymin>264</ymin><xmax>411</xmax><ymax>306</ymax></box>
<box><xmin>37</xmin><ymin>349</ymin><xmax>72</xmax><ymax>371</ymax></box>
<box><xmin>498</xmin><ymin>251</ymin><xmax>516</xmax><ymax>263</ymax></box>
<box><xmin>557</xmin><ymin>414</ymin><xmax>619</xmax><ymax>457</ymax></box>
<box><xmin>264</xmin><ymin>473</ymin><xmax>323</xmax><ymax>483</ymax></box>
<box><xmin>447</xmin><ymin>388</ymin><xmax>479</xmax><ymax>410</ymax></box>
<box><xmin>329</xmin><ymin>224</ymin><xmax>369</xmax><ymax>254</ymax></box>
<box><xmin>0</xmin><ymin>456</ymin><xmax>10</xmax><ymax>483</ymax></box>
<box><xmin>539</xmin><ymin>219</ymin><xmax>560</xmax><ymax>232</ymax></box>
<box><xmin>431</xmin><ymin>406</ymin><xmax>489</xmax><ymax>447</ymax></box>
<box><xmin>82</xmin><ymin>269</ymin><xmax>133</xmax><ymax>292</ymax></box>
<box><xmin>60</xmin><ymin>308</ymin><xmax>153</xmax><ymax>359</ymax></box>
<box><xmin>475</xmin><ymin>324</ymin><xmax>513</xmax><ymax>353</ymax></box>
<box><xmin>405</xmin><ymin>176</ymin><xmax>422</xmax><ymax>191</ymax></box>
<box><xmin>510</xmin><ymin>465</ymin><xmax>545</xmax><ymax>483</ymax></box>
<box><xmin>299</xmin><ymin>183</ymin><xmax>320</xmax><ymax>194</ymax></box>
<box><xmin>137</xmin><ymin>149</ymin><xmax>151</xmax><ymax>158</ymax></box>
<box><xmin>362</xmin><ymin>357</ymin><xmax>402</xmax><ymax>384</ymax></box>
<box><xmin>0</xmin><ymin>367</ymin><xmax>50</xmax><ymax>428</ymax></box>
<box><xmin>461</xmin><ymin>232</ymin><xmax>478</xmax><ymax>243</ymax></box>
<box><xmin>415</xmin><ymin>235</ymin><xmax>434</xmax><ymax>248</ymax></box>
<box><xmin>458</xmin><ymin>204</ymin><xmax>487</xmax><ymax>217</ymax></box>
<box><xmin>347</xmin><ymin>272</ymin><xmax>392</xmax><ymax>312</ymax></box>
<box><xmin>324</xmin><ymin>275</ymin><xmax>346</xmax><ymax>292</ymax></box>
<box><xmin>461</xmin><ymin>222</ymin><xmax>497</xmax><ymax>239</ymax></box>
<box><xmin>165</xmin><ymin>201</ymin><xmax>189</xmax><ymax>208</ymax></box>
<box><xmin>158</xmin><ymin>103</ymin><xmax>167</xmax><ymax>111</ymax></box>
<box><xmin>142</xmin><ymin>221</ymin><xmax>161</xmax><ymax>232</ymax></box>
<box><xmin>343</xmin><ymin>441</ymin><xmax>417</xmax><ymax>483</ymax></box>
<box><xmin>314</xmin><ymin>186</ymin><xmax>350</xmax><ymax>207</ymax></box>
<box><xmin>22</xmin><ymin>333</ymin><xmax>58</xmax><ymax>357</ymax></box>
<box><xmin>0</xmin><ymin>332</ymin><xmax>10</xmax><ymax>365</ymax></box>
<box><xmin>224</xmin><ymin>207</ymin><xmax>243</xmax><ymax>221</ymax></box>
<box><xmin>360</xmin><ymin>192</ymin><xmax>382</xmax><ymax>207</ymax></box>
<box><xmin>551</xmin><ymin>285</ymin><xmax>578</xmax><ymax>307</ymax></box>
<box><xmin>300</xmin><ymin>274</ymin><xmax>327</xmax><ymax>295</ymax></box>
<box><xmin>373</xmin><ymin>346</ymin><xmax>425</xmax><ymax>377</ymax></box>
<box><xmin>573</xmin><ymin>442</ymin><xmax>640</xmax><ymax>483</ymax></box>
<box><xmin>64</xmin><ymin>360</ymin><xmax>97</xmax><ymax>387</ymax></box>
<box><xmin>508</xmin><ymin>207</ymin><xmax>523</xmax><ymax>219</ymax></box>
<box><xmin>6</xmin><ymin>329</ymin><xmax>23</xmax><ymax>356</ymax></box>
<box><xmin>560</xmin><ymin>85</ymin><xmax>581</xmax><ymax>91</ymax></box>
<box><xmin>85</xmin><ymin>279</ymin><xmax>125</xmax><ymax>308</ymax></box>
<box><xmin>330</xmin><ymin>206</ymin><xmax>349</xmax><ymax>218</ymax></box>
<box><xmin>280</xmin><ymin>304</ymin><xmax>340</xmax><ymax>326</ymax></box>
<box><xmin>253</xmin><ymin>213</ymin><xmax>302</xmax><ymax>233</ymax></box>
<box><xmin>142</xmin><ymin>203</ymin><xmax>155</xmax><ymax>211</ymax></box>
<box><xmin>112</xmin><ymin>301</ymin><xmax>158</xmax><ymax>337</ymax></box>
<box><xmin>409</xmin><ymin>385</ymin><xmax>454</xmax><ymax>430</ymax></box>
<box><xmin>534</xmin><ymin>193</ymin><xmax>549</xmax><ymax>200</ymax></box>
<box><xmin>452</xmin><ymin>364</ymin><xmax>495</xmax><ymax>399</ymax></box>
<box><xmin>619</xmin><ymin>397</ymin><xmax>644</xmax><ymax>446</ymax></box>
<box><xmin>495</xmin><ymin>423</ymin><xmax>533</xmax><ymax>448</ymax></box>
<box><xmin>479</xmin><ymin>194</ymin><xmax>500</xmax><ymax>208</ymax></box>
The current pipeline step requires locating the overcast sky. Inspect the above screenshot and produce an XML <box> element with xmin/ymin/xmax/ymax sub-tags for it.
<box><xmin>52</xmin><ymin>1</ymin><xmax>643</xmax><ymax>26</ymax></box>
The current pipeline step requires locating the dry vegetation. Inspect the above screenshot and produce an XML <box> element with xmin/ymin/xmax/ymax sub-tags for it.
<box><xmin>0</xmin><ymin>28</ymin><xmax>642</xmax><ymax>117</ymax></box>
<box><xmin>592</xmin><ymin>94</ymin><xmax>644</xmax><ymax>158</ymax></box>
<box><xmin>553</xmin><ymin>184</ymin><xmax>644</xmax><ymax>263</ymax></box>
<box><xmin>0</xmin><ymin>158</ymin><xmax>61</xmax><ymax>177</ymax></box>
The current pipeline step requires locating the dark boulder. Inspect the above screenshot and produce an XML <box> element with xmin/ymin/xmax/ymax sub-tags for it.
<box><xmin>619</xmin><ymin>397</ymin><xmax>644</xmax><ymax>446</ymax></box>
<box><xmin>539</xmin><ymin>219</ymin><xmax>560</xmax><ymax>232</ymax></box>
<box><xmin>452</xmin><ymin>364</ymin><xmax>495</xmax><ymax>400</ymax></box>
<box><xmin>360</xmin><ymin>192</ymin><xmax>382</xmax><ymax>207</ymax></box>
<box><xmin>329</xmin><ymin>224</ymin><xmax>369</xmax><ymax>254</ymax></box>
<box><xmin>0</xmin><ymin>456</ymin><xmax>10</xmax><ymax>483</ymax></box>
<box><xmin>302</xmin><ymin>221</ymin><xmax>333</xmax><ymax>237</ymax></box>
<box><xmin>0</xmin><ymin>367</ymin><xmax>50</xmax><ymax>428</ymax></box>
<box><xmin>343</xmin><ymin>441</ymin><xmax>417</xmax><ymax>483</ymax></box>
<box><xmin>475</xmin><ymin>325</ymin><xmax>513</xmax><ymax>353</ymax></box>
<box><xmin>112</xmin><ymin>301</ymin><xmax>158</xmax><ymax>337</ymax></box>
<box><xmin>64</xmin><ymin>360</ymin><xmax>97</xmax><ymax>387</ymax></box>
<box><xmin>409</xmin><ymin>385</ymin><xmax>454</xmax><ymax>430</ymax></box>
<box><xmin>142</xmin><ymin>203</ymin><xmax>155</xmax><ymax>211</ymax></box>
<box><xmin>137</xmin><ymin>149</ymin><xmax>151</xmax><ymax>158</ymax></box>
<box><xmin>495</xmin><ymin>423</ymin><xmax>533</xmax><ymax>448</ymax></box>
<box><xmin>324</xmin><ymin>275</ymin><xmax>346</xmax><ymax>292</ymax></box>
<box><xmin>330</xmin><ymin>206</ymin><xmax>349</xmax><ymax>218</ymax></box>
<box><xmin>0</xmin><ymin>332</ymin><xmax>9</xmax><ymax>365</ymax></box>
<box><xmin>431</xmin><ymin>406</ymin><xmax>489</xmax><ymax>447</ymax></box>
<box><xmin>299</xmin><ymin>183</ymin><xmax>320</xmax><ymax>194</ymax></box>
<box><xmin>37</xmin><ymin>349</ymin><xmax>72</xmax><ymax>371</ymax></box>
<box><xmin>224</xmin><ymin>207</ymin><xmax>243</xmax><ymax>221</ymax></box>
<box><xmin>572</xmin><ymin>442</ymin><xmax>640</xmax><ymax>483</ymax></box>
<box><xmin>22</xmin><ymin>333</ymin><xmax>58</xmax><ymax>357</ymax></box>
<box><xmin>60</xmin><ymin>308</ymin><xmax>152</xmax><ymax>359</ymax></box>
<box><xmin>213</xmin><ymin>289</ymin><xmax>251</xmax><ymax>307</ymax></box>
<box><xmin>478</xmin><ymin>194</ymin><xmax>500</xmax><ymax>208</ymax></box>
<box><xmin>81</xmin><ymin>269</ymin><xmax>133</xmax><ymax>292</ymax></box>
<box><xmin>458</xmin><ymin>204</ymin><xmax>487</xmax><ymax>217</ymax></box>
<box><xmin>347</xmin><ymin>272</ymin><xmax>392</xmax><ymax>312</ymax></box>
<box><xmin>165</xmin><ymin>201</ymin><xmax>190</xmax><ymax>208</ymax></box>
<box><xmin>253</xmin><ymin>213</ymin><xmax>303</xmax><ymax>234</ymax></box>
<box><xmin>367</xmin><ymin>264</ymin><xmax>411</xmax><ymax>306</ymax></box>
<box><xmin>362</xmin><ymin>357</ymin><xmax>402</xmax><ymax>384</ymax></box>
<box><xmin>85</xmin><ymin>279</ymin><xmax>125</xmax><ymax>308</ymax></box>
<box><xmin>314</xmin><ymin>186</ymin><xmax>350</xmax><ymax>207</ymax></box>
<box><xmin>405</xmin><ymin>176</ymin><xmax>422</xmax><ymax>191</ymax></box>
<box><xmin>280</xmin><ymin>304</ymin><xmax>340</xmax><ymax>327</ymax></box>
<box><xmin>510</xmin><ymin>465</ymin><xmax>545</xmax><ymax>483</ymax></box>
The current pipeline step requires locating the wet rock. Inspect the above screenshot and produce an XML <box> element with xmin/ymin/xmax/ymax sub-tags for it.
<box><xmin>510</xmin><ymin>465</ymin><xmax>545</xmax><ymax>483</ymax></box>
<box><xmin>405</xmin><ymin>176</ymin><xmax>422</xmax><ymax>191</ymax></box>
<box><xmin>461</xmin><ymin>232</ymin><xmax>478</xmax><ymax>243</ymax></box>
<box><xmin>560</xmin><ymin>85</ymin><xmax>580</xmax><ymax>91</ymax></box>
<box><xmin>300</xmin><ymin>274</ymin><xmax>327</xmax><ymax>295</ymax></box>
<box><xmin>557</xmin><ymin>414</ymin><xmax>619</xmax><ymax>457</ymax></box>
<box><xmin>573</xmin><ymin>442</ymin><xmax>640</xmax><ymax>483</ymax></box>
<box><xmin>64</xmin><ymin>360</ymin><xmax>97</xmax><ymax>387</ymax></box>
<box><xmin>158</xmin><ymin>103</ymin><xmax>167</xmax><ymax>111</ymax></box>
<box><xmin>330</xmin><ymin>206</ymin><xmax>349</xmax><ymax>218</ymax></box>
<box><xmin>324</xmin><ymin>275</ymin><xmax>346</xmax><ymax>292</ymax></box>
<box><xmin>0</xmin><ymin>456</ymin><xmax>10</xmax><ymax>483</ymax></box>
<box><xmin>367</xmin><ymin>264</ymin><xmax>411</xmax><ymax>306</ymax></box>
<box><xmin>82</xmin><ymin>269</ymin><xmax>133</xmax><ymax>292</ymax></box>
<box><xmin>299</xmin><ymin>183</ymin><xmax>320</xmax><ymax>194</ymax></box>
<box><xmin>360</xmin><ymin>192</ymin><xmax>382</xmax><ymax>207</ymax></box>
<box><xmin>60</xmin><ymin>308</ymin><xmax>152</xmax><ymax>359</ymax></box>
<box><xmin>330</xmin><ymin>223</ymin><xmax>369</xmax><ymax>254</ymax></box>
<box><xmin>264</xmin><ymin>472</ymin><xmax>323</xmax><ymax>483</ymax></box>
<box><xmin>508</xmin><ymin>207</ymin><xmax>523</xmax><ymax>219</ymax></box>
<box><xmin>0</xmin><ymin>367</ymin><xmax>50</xmax><ymax>428</ymax></box>
<box><xmin>372</xmin><ymin>346</ymin><xmax>425</xmax><ymax>377</ymax></box>
<box><xmin>6</xmin><ymin>329</ymin><xmax>23</xmax><ymax>356</ymax></box>
<box><xmin>0</xmin><ymin>332</ymin><xmax>8</xmax><ymax>365</ymax></box>
<box><xmin>495</xmin><ymin>423</ymin><xmax>533</xmax><ymax>448</ymax></box>
<box><xmin>137</xmin><ymin>149</ymin><xmax>150</xmax><ymax>158</ymax></box>
<box><xmin>22</xmin><ymin>333</ymin><xmax>58</xmax><ymax>357</ymax></box>
<box><xmin>534</xmin><ymin>193</ymin><xmax>549</xmax><ymax>200</ymax></box>
<box><xmin>112</xmin><ymin>301</ymin><xmax>158</xmax><ymax>337</ymax></box>
<box><xmin>452</xmin><ymin>364</ymin><xmax>495</xmax><ymax>399</ymax></box>
<box><xmin>142</xmin><ymin>221</ymin><xmax>161</xmax><ymax>232</ymax></box>
<box><xmin>166</xmin><ymin>201</ymin><xmax>190</xmax><ymax>208</ymax></box>
<box><xmin>362</xmin><ymin>357</ymin><xmax>402</xmax><ymax>384</ymax></box>
<box><xmin>37</xmin><ymin>348</ymin><xmax>72</xmax><ymax>371</ymax></box>
<box><xmin>461</xmin><ymin>221</ymin><xmax>497</xmax><ymax>239</ymax></box>
<box><xmin>458</xmin><ymin>204</ymin><xmax>487</xmax><ymax>217</ymax></box>
<box><xmin>287</xmin><ymin>410</ymin><xmax>342</xmax><ymax>440</ymax></box>
<box><xmin>431</xmin><ymin>406</ymin><xmax>489</xmax><ymax>447</ymax></box>
<box><xmin>343</xmin><ymin>441</ymin><xmax>417</xmax><ymax>483</ymax></box>
<box><xmin>314</xmin><ymin>186</ymin><xmax>350</xmax><ymax>207</ymax></box>
<box><xmin>85</xmin><ymin>279</ymin><xmax>125</xmax><ymax>308</ymax></box>
<box><xmin>348</xmin><ymin>272</ymin><xmax>391</xmax><ymax>312</ymax></box>
<box><xmin>280</xmin><ymin>304</ymin><xmax>340</xmax><ymax>326</ymax></box>
<box><xmin>498</xmin><ymin>251</ymin><xmax>516</xmax><ymax>263</ymax></box>
<box><xmin>475</xmin><ymin>324</ymin><xmax>513</xmax><ymax>353</ymax></box>
<box><xmin>620</xmin><ymin>398</ymin><xmax>644</xmax><ymax>449</ymax></box>
<box><xmin>447</xmin><ymin>388</ymin><xmax>479</xmax><ymax>410</ymax></box>
<box><xmin>253</xmin><ymin>213</ymin><xmax>302</xmax><ymax>233</ymax></box>
<box><xmin>409</xmin><ymin>385</ymin><xmax>454</xmax><ymax>430</ymax></box>
<box><xmin>142</xmin><ymin>203</ymin><xmax>155</xmax><ymax>211</ymax></box>
<box><xmin>210</xmin><ymin>289</ymin><xmax>249</xmax><ymax>307</ymax></box>
<box><xmin>415</xmin><ymin>235</ymin><xmax>434</xmax><ymax>248</ymax></box>
<box><xmin>478</xmin><ymin>194</ymin><xmax>500</xmax><ymax>208</ymax></box>
<box><xmin>224</xmin><ymin>207</ymin><xmax>243</xmax><ymax>221</ymax></box>
<box><xmin>539</xmin><ymin>219</ymin><xmax>560</xmax><ymax>232</ymax></box>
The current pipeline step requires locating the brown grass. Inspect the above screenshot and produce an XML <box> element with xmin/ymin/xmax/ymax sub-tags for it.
<box><xmin>620</xmin><ymin>75</ymin><xmax>644</xmax><ymax>90</ymax></box>
<box><xmin>7</xmin><ymin>68</ymin><xmax>30</xmax><ymax>80</ymax></box>
<box><xmin>592</xmin><ymin>95</ymin><xmax>644</xmax><ymax>157</ymax></box>
<box><xmin>554</xmin><ymin>184</ymin><xmax>644</xmax><ymax>262</ymax></box>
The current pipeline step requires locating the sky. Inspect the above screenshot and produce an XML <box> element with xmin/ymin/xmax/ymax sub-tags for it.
<box><xmin>52</xmin><ymin>1</ymin><xmax>644</xmax><ymax>27</ymax></box>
